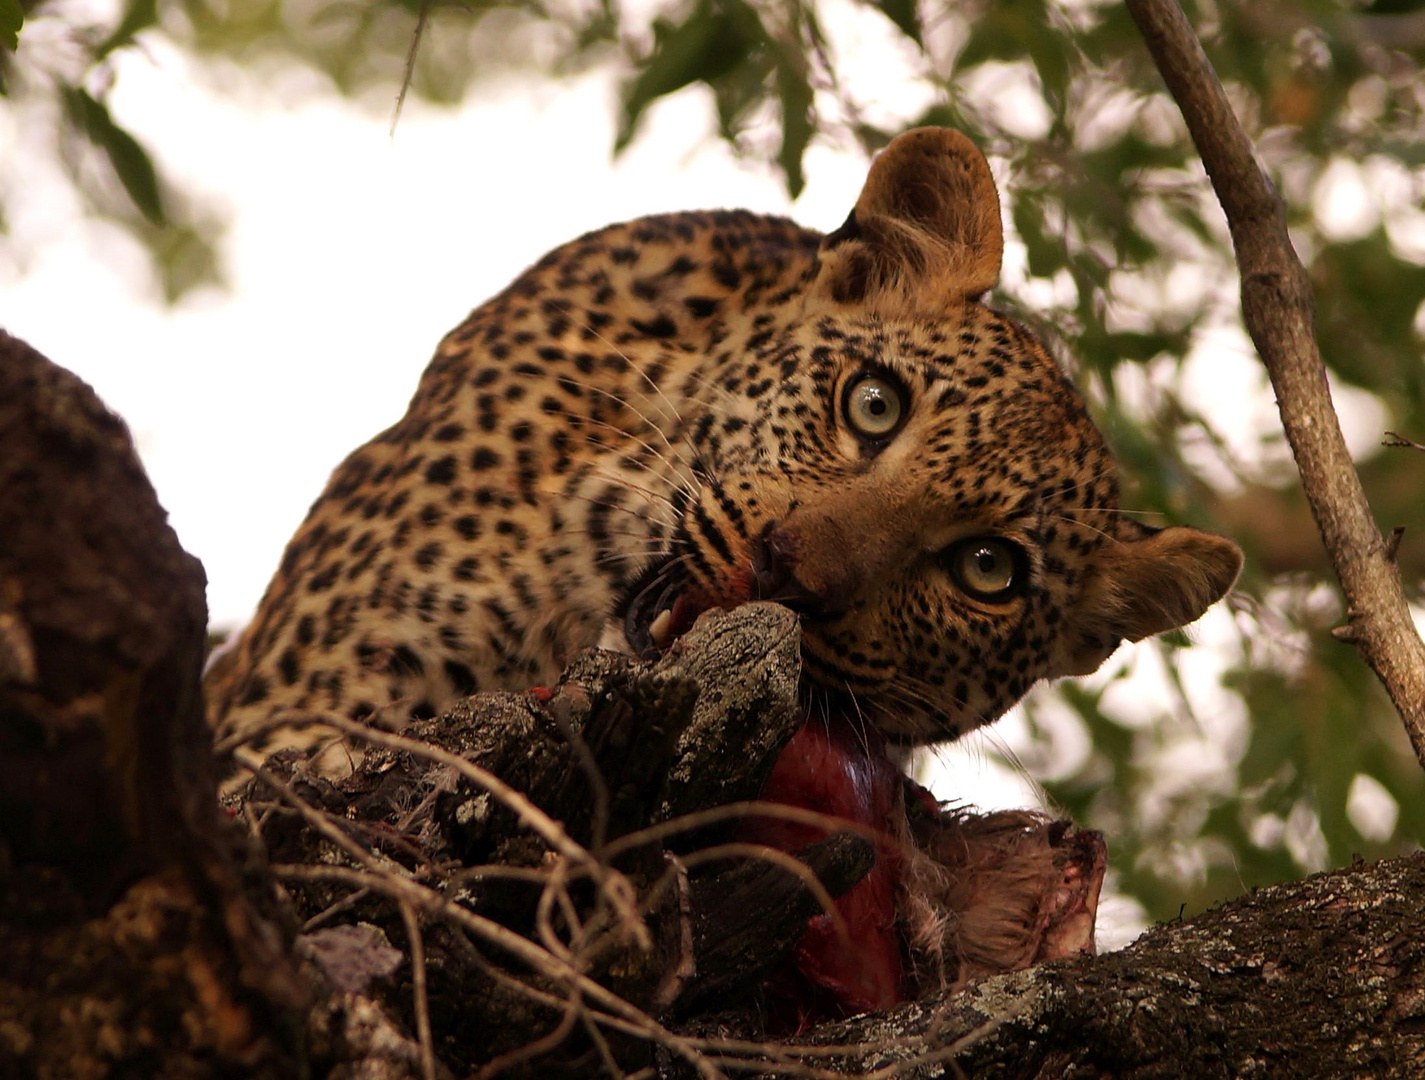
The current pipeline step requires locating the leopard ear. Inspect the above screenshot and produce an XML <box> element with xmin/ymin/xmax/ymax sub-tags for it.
<box><xmin>1057</xmin><ymin>525</ymin><xmax>1244</xmax><ymax>677</ymax></box>
<box><xmin>814</xmin><ymin>127</ymin><xmax>1003</xmax><ymax>310</ymax></box>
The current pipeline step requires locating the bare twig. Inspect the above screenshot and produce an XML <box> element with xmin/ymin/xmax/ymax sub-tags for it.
<box><xmin>225</xmin><ymin>714</ymin><xmax>586</xmax><ymax>865</ymax></box>
<box><xmin>226</xmin><ymin>710</ymin><xmax>651</xmax><ymax>947</ymax></box>
<box><xmin>301</xmin><ymin>887</ymin><xmax>372</xmax><ymax>932</ymax></box>
<box><xmin>650</xmin><ymin>841</ymin><xmax>852</xmax><ymax>945</ymax></box>
<box><xmin>399</xmin><ymin>900</ymin><xmax>438</xmax><ymax>1080</ymax></box>
<box><xmin>233</xmin><ymin>748</ymin><xmax>397</xmax><ymax>874</ymax></box>
<box><xmin>271</xmin><ymin>863</ymin><xmax>725</xmax><ymax>1080</ymax></box>
<box><xmin>474</xmin><ymin>993</ymin><xmax>582</xmax><ymax>1079</ymax></box>
<box><xmin>579</xmin><ymin>1010</ymin><xmax>628</xmax><ymax>1079</ymax></box>
<box><xmin>1125</xmin><ymin>0</ymin><xmax>1425</xmax><ymax>771</ymax></box>
<box><xmin>1386</xmin><ymin>526</ymin><xmax>1407</xmax><ymax>564</ymax></box>
<box><xmin>1384</xmin><ymin>431</ymin><xmax>1425</xmax><ymax>453</ymax></box>
<box><xmin>603</xmin><ymin>799</ymin><xmax>882</xmax><ymax>858</ymax></box>
<box><xmin>390</xmin><ymin>0</ymin><xmax>430</xmax><ymax>137</ymax></box>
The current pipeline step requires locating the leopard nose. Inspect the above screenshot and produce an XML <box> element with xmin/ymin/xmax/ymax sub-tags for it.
<box><xmin>752</xmin><ymin>523</ymin><xmax>848</xmax><ymax>618</ymax></box>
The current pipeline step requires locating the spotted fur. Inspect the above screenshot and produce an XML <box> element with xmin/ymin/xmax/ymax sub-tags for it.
<box><xmin>207</xmin><ymin>129</ymin><xmax>1241</xmax><ymax>764</ymax></box>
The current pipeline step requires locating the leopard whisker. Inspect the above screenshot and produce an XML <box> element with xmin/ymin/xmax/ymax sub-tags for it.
<box><xmin>528</xmin><ymin>371</ymin><xmax>699</xmax><ymax>469</ymax></box>
<box><xmin>545</xmin><ymin>303</ymin><xmax>748</xmax><ymax>424</ymax></box>
<box><xmin>571</xmin><ymin>414</ymin><xmax>704</xmax><ymax>505</ymax></box>
<box><xmin>579</xmin><ymin>465</ymin><xmax>683</xmax><ymax>513</ymax></box>
<box><xmin>840</xmin><ymin>681</ymin><xmax>876</xmax><ymax>761</ymax></box>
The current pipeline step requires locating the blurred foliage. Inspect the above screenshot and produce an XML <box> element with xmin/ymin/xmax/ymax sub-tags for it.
<box><xmin>1</xmin><ymin>0</ymin><xmax>21</xmax><ymax>54</ymax></box>
<box><xmin>5</xmin><ymin>0</ymin><xmax>1425</xmax><ymax>922</ymax></box>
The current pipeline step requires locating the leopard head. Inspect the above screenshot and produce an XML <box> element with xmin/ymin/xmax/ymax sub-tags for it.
<box><xmin>625</xmin><ymin>128</ymin><xmax>1242</xmax><ymax>742</ymax></box>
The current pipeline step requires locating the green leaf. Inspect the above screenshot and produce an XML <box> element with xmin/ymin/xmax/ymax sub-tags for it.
<box><xmin>0</xmin><ymin>0</ymin><xmax>22</xmax><ymax>52</ymax></box>
<box><xmin>907</xmin><ymin>102</ymin><xmax>971</xmax><ymax>134</ymax></box>
<box><xmin>955</xmin><ymin>14</ymin><xmax>1013</xmax><ymax>70</ymax></box>
<box><xmin>1011</xmin><ymin>198</ymin><xmax>1061</xmax><ymax>279</ymax></box>
<box><xmin>95</xmin><ymin>0</ymin><xmax>159</xmax><ymax>59</ymax></box>
<box><xmin>62</xmin><ymin>87</ymin><xmax>167</xmax><ymax>225</ymax></box>
<box><xmin>876</xmin><ymin>0</ymin><xmax>920</xmax><ymax>45</ymax></box>
<box><xmin>1363</xmin><ymin>0</ymin><xmax>1425</xmax><ymax>13</ymax></box>
<box><xmin>617</xmin><ymin>0</ymin><xmax>759</xmax><ymax>152</ymax></box>
<box><xmin>710</xmin><ymin>49</ymin><xmax>774</xmax><ymax>140</ymax></box>
<box><xmin>954</xmin><ymin>0</ymin><xmax>1067</xmax><ymax>110</ymax></box>
<box><xmin>775</xmin><ymin>54</ymin><xmax>812</xmax><ymax>198</ymax></box>
<box><xmin>1025</xmin><ymin>31</ymin><xmax>1069</xmax><ymax>107</ymax></box>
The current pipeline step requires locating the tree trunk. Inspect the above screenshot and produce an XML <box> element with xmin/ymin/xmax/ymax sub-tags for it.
<box><xmin>0</xmin><ymin>330</ymin><xmax>425</xmax><ymax>1079</ymax></box>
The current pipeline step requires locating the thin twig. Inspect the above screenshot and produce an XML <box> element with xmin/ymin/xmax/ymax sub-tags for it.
<box><xmin>474</xmin><ymin>992</ymin><xmax>582</xmax><ymax>1079</ymax></box>
<box><xmin>1384</xmin><ymin>430</ymin><xmax>1425</xmax><ymax>453</ymax></box>
<box><xmin>390</xmin><ymin>0</ymin><xmax>431</xmax><ymax>138</ymax></box>
<box><xmin>399</xmin><ymin>900</ymin><xmax>438</xmax><ymax>1080</ymax></box>
<box><xmin>543</xmin><ymin>692</ymin><xmax>613</xmax><ymax>854</ymax></box>
<box><xmin>270</xmin><ymin>863</ymin><xmax>725</xmax><ymax>1080</ymax></box>
<box><xmin>232</xmin><ymin>748</ymin><xmax>396</xmax><ymax>874</ymax></box>
<box><xmin>643</xmin><ymin>841</ymin><xmax>853</xmax><ymax>946</ymax></box>
<box><xmin>580</xmin><ymin>1009</ymin><xmax>628</xmax><ymax>1079</ymax></box>
<box><xmin>301</xmin><ymin>886</ymin><xmax>372</xmax><ymax>932</ymax></box>
<box><xmin>1125</xmin><ymin>0</ymin><xmax>1425</xmax><ymax>771</ymax></box>
<box><xmin>226</xmin><ymin>709</ymin><xmax>649</xmax><ymax>947</ymax></box>
<box><xmin>603</xmin><ymin>799</ymin><xmax>883</xmax><ymax>858</ymax></box>
<box><xmin>225</xmin><ymin>714</ymin><xmax>582</xmax><ymax>863</ymax></box>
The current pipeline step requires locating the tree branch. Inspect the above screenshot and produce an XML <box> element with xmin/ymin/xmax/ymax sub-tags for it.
<box><xmin>752</xmin><ymin>851</ymin><xmax>1425</xmax><ymax>1079</ymax></box>
<box><xmin>0</xmin><ymin>330</ymin><xmax>314</xmax><ymax>1077</ymax></box>
<box><xmin>1124</xmin><ymin>0</ymin><xmax>1425</xmax><ymax>770</ymax></box>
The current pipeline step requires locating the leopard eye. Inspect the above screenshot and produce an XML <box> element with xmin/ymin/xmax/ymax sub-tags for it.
<box><xmin>946</xmin><ymin>538</ymin><xmax>1026</xmax><ymax>601</ymax></box>
<box><xmin>843</xmin><ymin>375</ymin><xmax>905</xmax><ymax>439</ymax></box>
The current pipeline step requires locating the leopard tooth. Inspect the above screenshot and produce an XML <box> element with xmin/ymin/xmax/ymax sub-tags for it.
<box><xmin>649</xmin><ymin>607</ymin><xmax>674</xmax><ymax>647</ymax></box>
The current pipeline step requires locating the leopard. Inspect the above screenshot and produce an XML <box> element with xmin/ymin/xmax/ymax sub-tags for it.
<box><xmin>206</xmin><ymin>127</ymin><xmax>1242</xmax><ymax>775</ymax></box>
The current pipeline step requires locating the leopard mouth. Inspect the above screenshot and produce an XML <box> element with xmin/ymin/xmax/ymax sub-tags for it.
<box><xmin>620</xmin><ymin>558</ymin><xmax>711</xmax><ymax>659</ymax></box>
<box><xmin>620</xmin><ymin>545</ymin><xmax>840</xmax><ymax>661</ymax></box>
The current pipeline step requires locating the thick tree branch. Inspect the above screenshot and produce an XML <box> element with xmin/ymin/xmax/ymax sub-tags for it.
<box><xmin>740</xmin><ymin>851</ymin><xmax>1425</xmax><ymax>1079</ymax></box>
<box><xmin>0</xmin><ymin>331</ymin><xmax>433</xmax><ymax>1079</ymax></box>
<box><xmin>0</xmin><ymin>331</ymin><xmax>312</xmax><ymax>1077</ymax></box>
<box><xmin>1125</xmin><ymin>0</ymin><xmax>1425</xmax><ymax>770</ymax></box>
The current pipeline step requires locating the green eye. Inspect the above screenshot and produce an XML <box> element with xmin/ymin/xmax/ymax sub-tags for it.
<box><xmin>947</xmin><ymin>538</ymin><xmax>1025</xmax><ymax>601</ymax></box>
<box><xmin>844</xmin><ymin>375</ymin><xmax>905</xmax><ymax>439</ymax></box>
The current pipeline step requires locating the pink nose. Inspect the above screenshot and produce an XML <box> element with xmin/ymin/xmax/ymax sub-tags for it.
<box><xmin>752</xmin><ymin>524</ymin><xmax>847</xmax><ymax>617</ymax></box>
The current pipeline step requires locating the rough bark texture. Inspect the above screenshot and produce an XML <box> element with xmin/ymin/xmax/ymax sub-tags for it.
<box><xmin>754</xmin><ymin>852</ymin><xmax>1425</xmax><ymax>1079</ymax></box>
<box><xmin>0</xmin><ymin>329</ymin><xmax>213</xmax><ymax>900</ymax></box>
<box><xmin>233</xmin><ymin>602</ymin><xmax>879</xmax><ymax>1075</ymax></box>
<box><xmin>0</xmin><ymin>331</ymin><xmax>426</xmax><ymax>1080</ymax></box>
<box><xmin>0</xmin><ymin>330</ymin><xmax>310</xmax><ymax>1078</ymax></box>
<box><xmin>1125</xmin><ymin>0</ymin><xmax>1425</xmax><ymax>770</ymax></box>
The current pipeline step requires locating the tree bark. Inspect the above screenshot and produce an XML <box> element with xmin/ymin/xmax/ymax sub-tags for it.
<box><xmin>0</xmin><ymin>330</ymin><xmax>425</xmax><ymax>1079</ymax></box>
<box><xmin>0</xmin><ymin>329</ymin><xmax>310</xmax><ymax>1077</ymax></box>
<box><xmin>749</xmin><ymin>851</ymin><xmax>1425</xmax><ymax>1079</ymax></box>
